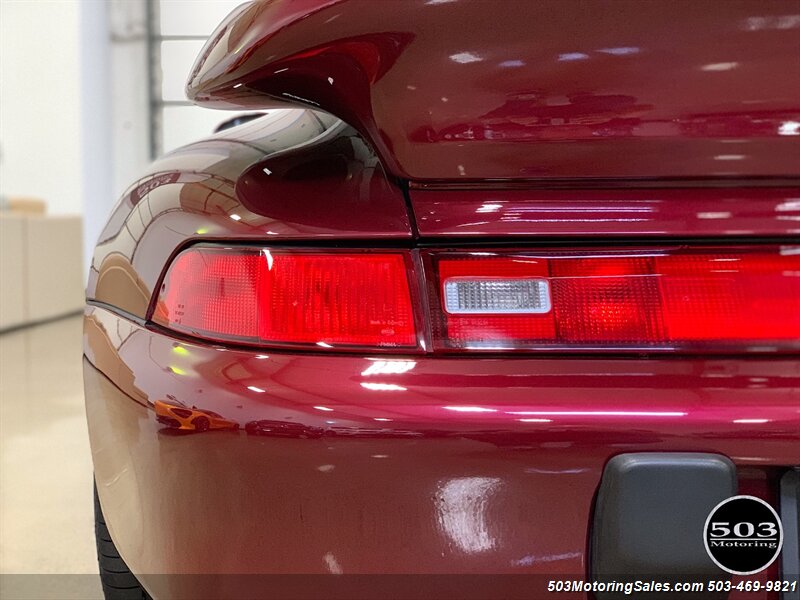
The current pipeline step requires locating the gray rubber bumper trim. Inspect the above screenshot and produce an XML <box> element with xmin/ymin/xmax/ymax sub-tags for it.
<box><xmin>781</xmin><ymin>469</ymin><xmax>799</xmax><ymax>600</ymax></box>
<box><xmin>592</xmin><ymin>453</ymin><xmax>737</xmax><ymax>599</ymax></box>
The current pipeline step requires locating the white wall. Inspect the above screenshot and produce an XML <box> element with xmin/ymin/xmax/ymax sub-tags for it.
<box><xmin>0</xmin><ymin>0</ymin><xmax>153</xmax><ymax>273</ymax></box>
<box><xmin>0</xmin><ymin>0</ymin><xmax>243</xmax><ymax>272</ymax></box>
<box><xmin>80</xmin><ymin>0</ymin><xmax>114</xmax><ymax>276</ymax></box>
<box><xmin>158</xmin><ymin>0</ymin><xmax>245</xmax><ymax>153</ymax></box>
<box><xmin>108</xmin><ymin>0</ymin><xmax>150</xmax><ymax>197</ymax></box>
<box><xmin>0</xmin><ymin>0</ymin><xmax>84</xmax><ymax>216</ymax></box>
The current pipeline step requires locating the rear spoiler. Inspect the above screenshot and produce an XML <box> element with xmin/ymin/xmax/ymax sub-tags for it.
<box><xmin>187</xmin><ymin>0</ymin><xmax>800</xmax><ymax>182</ymax></box>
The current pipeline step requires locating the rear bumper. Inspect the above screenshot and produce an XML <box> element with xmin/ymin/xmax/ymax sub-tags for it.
<box><xmin>83</xmin><ymin>306</ymin><xmax>799</xmax><ymax>596</ymax></box>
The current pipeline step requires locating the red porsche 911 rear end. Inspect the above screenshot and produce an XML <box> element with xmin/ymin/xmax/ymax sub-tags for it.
<box><xmin>84</xmin><ymin>1</ymin><xmax>799</xmax><ymax>598</ymax></box>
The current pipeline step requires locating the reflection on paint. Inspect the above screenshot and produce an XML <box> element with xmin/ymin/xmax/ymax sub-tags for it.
<box><xmin>360</xmin><ymin>382</ymin><xmax>407</xmax><ymax>391</ymax></box>
<box><xmin>361</xmin><ymin>360</ymin><xmax>416</xmax><ymax>376</ymax></box>
<box><xmin>436</xmin><ymin>477</ymin><xmax>501</xmax><ymax>553</ymax></box>
<box><xmin>508</xmin><ymin>410</ymin><xmax>687</xmax><ymax>417</ymax></box>
<box><xmin>778</xmin><ymin>121</ymin><xmax>800</xmax><ymax>136</ymax></box>
<box><xmin>512</xmin><ymin>551</ymin><xmax>582</xmax><ymax>566</ymax></box>
<box><xmin>323</xmin><ymin>552</ymin><xmax>343</xmax><ymax>574</ymax></box>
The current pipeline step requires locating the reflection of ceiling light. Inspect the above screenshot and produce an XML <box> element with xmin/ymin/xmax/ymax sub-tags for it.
<box><xmin>247</xmin><ymin>386</ymin><xmax>265</xmax><ymax>393</ymax></box>
<box><xmin>230</xmin><ymin>214</ymin><xmax>242</xmax><ymax>221</ymax></box>
<box><xmin>558</xmin><ymin>52</ymin><xmax>589</xmax><ymax>62</ymax></box>
<box><xmin>733</xmin><ymin>418</ymin><xmax>769</xmax><ymax>424</ymax></box>
<box><xmin>519</xmin><ymin>418</ymin><xmax>552</xmax><ymax>423</ymax></box>
<box><xmin>701</xmin><ymin>62</ymin><xmax>738</xmax><ymax>71</ymax></box>
<box><xmin>360</xmin><ymin>382</ymin><xmax>407</xmax><ymax>391</ymax></box>
<box><xmin>743</xmin><ymin>15</ymin><xmax>800</xmax><ymax>31</ymax></box>
<box><xmin>508</xmin><ymin>410</ymin><xmax>686</xmax><ymax>417</ymax></box>
<box><xmin>778</xmin><ymin>121</ymin><xmax>800</xmax><ymax>136</ymax></box>
<box><xmin>373</xmin><ymin>417</ymin><xmax>392</xmax><ymax>422</ymax></box>
<box><xmin>361</xmin><ymin>360</ymin><xmax>416</xmax><ymax>376</ymax></box>
<box><xmin>443</xmin><ymin>406</ymin><xmax>497</xmax><ymax>413</ymax></box>
<box><xmin>597</xmin><ymin>46</ymin><xmax>640</xmax><ymax>55</ymax></box>
<box><xmin>775</xmin><ymin>200</ymin><xmax>800</xmax><ymax>212</ymax></box>
<box><xmin>715</xmin><ymin>154</ymin><xmax>745</xmax><ymax>160</ymax></box>
<box><xmin>314</xmin><ymin>406</ymin><xmax>334</xmax><ymax>411</ymax></box>
<box><xmin>450</xmin><ymin>52</ymin><xmax>482</xmax><ymax>64</ymax></box>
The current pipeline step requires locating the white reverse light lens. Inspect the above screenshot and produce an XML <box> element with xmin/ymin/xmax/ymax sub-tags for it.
<box><xmin>443</xmin><ymin>278</ymin><xmax>551</xmax><ymax>314</ymax></box>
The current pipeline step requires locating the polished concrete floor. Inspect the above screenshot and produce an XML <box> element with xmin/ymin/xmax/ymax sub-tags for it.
<box><xmin>0</xmin><ymin>315</ymin><xmax>103</xmax><ymax>598</ymax></box>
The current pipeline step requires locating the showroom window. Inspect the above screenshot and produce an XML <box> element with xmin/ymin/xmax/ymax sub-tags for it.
<box><xmin>151</xmin><ymin>0</ymin><xmax>244</xmax><ymax>155</ymax></box>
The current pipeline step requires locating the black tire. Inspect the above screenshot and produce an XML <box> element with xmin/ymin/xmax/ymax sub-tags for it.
<box><xmin>192</xmin><ymin>416</ymin><xmax>210</xmax><ymax>432</ymax></box>
<box><xmin>94</xmin><ymin>483</ymin><xmax>151</xmax><ymax>600</ymax></box>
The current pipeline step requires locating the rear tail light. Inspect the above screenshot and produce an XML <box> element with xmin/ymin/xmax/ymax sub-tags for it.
<box><xmin>152</xmin><ymin>247</ymin><xmax>417</xmax><ymax>349</ymax></box>
<box><xmin>428</xmin><ymin>247</ymin><xmax>800</xmax><ymax>352</ymax></box>
<box><xmin>151</xmin><ymin>244</ymin><xmax>799</xmax><ymax>353</ymax></box>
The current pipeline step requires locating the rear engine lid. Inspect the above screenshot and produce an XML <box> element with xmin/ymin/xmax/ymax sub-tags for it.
<box><xmin>408</xmin><ymin>185</ymin><xmax>800</xmax><ymax>238</ymax></box>
<box><xmin>187</xmin><ymin>0</ymin><xmax>800</xmax><ymax>181</ymax></box>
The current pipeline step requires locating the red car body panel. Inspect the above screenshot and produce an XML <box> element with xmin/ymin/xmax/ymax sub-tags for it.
<box><xmin>84</xmin><ymin>305</ymin><xmax>793</xmax><ymax>597</ymax></box>
<box><xmin>409</xmin><ymin>186</ymin><xmax>800</xmax><ymax>238</ymax></box>
<box><xmin>87</xmin><ymin>113</ymin><xmax>800</xmax><ymax>321</ymax></box>
<box><xmin>85</xmin><ymin>1</ymin><xmax>799</xmax><ymax>598</ymax></box>
<box><xmin>187</xmin><ymin>0</ymin><xmax>800</xmax><ymax>181</ymax></box>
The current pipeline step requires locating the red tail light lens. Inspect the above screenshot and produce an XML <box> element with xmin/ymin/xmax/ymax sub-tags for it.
<box><xmin>152</xmin><ymin>247</ymin><xmax>417</xmax><ymax>349</ymax></box>
<box><xmin>429</xmin><ymin>247</ymin><xmax>800</xmax><ymax>351</ymax></box>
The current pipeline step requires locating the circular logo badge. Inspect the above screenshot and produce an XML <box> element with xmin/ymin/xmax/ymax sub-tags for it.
<box><xmin>704</xmin><ymin>495</ymin><xmax>783</xmax><ymax>575</ymax></box>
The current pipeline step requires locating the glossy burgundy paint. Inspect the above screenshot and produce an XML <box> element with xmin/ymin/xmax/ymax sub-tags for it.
<box><xmin>86</xmin><ymin>108</ymin><xmax>798</xmax><ymax>321</ymax></box>
<box><xmin>85</xmin><ymin>305</ymin><xmax>800</xmax><ymax>456</ymax></box>
<box><xmin>84</xmin><ymin>304</ymin><xmax>796</xmax><ymax>596</ymax></box>
<box><xmin>83</xmin><ymin>2</ymin><xmax>800</xmax><ymax>598</ymax></box>
<box><xmin>410</xmin><ymin>187</ymin><xmax>800</xmax><ymax>238</ymax></box>
<box><xmin>187</xmin><ymin>0</ymin><xmax>800</xmax><ymax>180</ymax></box>
<box><xmin>87</xmin><ymin>110</ymin><xmax>410</xmax><ymax>318</ymax></box>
